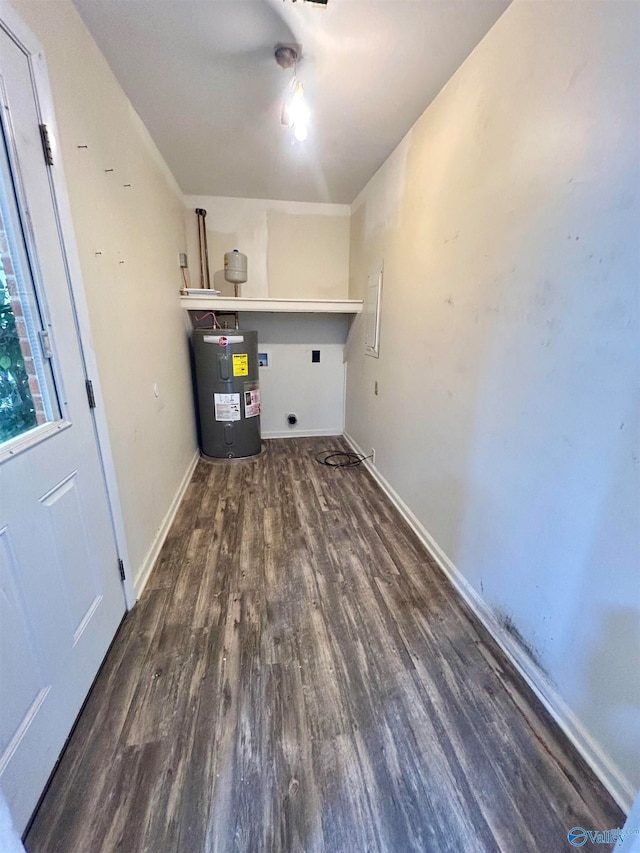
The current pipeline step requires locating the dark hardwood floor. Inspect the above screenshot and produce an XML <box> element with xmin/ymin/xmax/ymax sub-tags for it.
<box><xmin>26</xmin><ymin>437</ymin><xmax>623</xmax><ymax>852</ymax></box>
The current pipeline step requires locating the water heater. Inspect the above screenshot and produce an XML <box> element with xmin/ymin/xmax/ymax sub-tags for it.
<box><xmin>191</xmin><ymin>329</ymin><xmax>261</xmax><ymax>459</ymax></box>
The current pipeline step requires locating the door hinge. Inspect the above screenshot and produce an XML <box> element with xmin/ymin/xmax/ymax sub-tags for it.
<box><xmin>118</xmin><ymin>558</ymin><xmax>126</xmax><ymax>581</ymax></box>
<box><xmin>85</xmin><ymin>379</ymin><xmax>96</xmax><ymax>409</ymax></box>
<box><xmin>38</xmin><ymin>328</ymin><xmax>53</xmax><ymax>359</ymax></box>
<box><xmin>39</xmin><ymin>123</ymin><xmax>54</xmax><ymax>166</ymax></box>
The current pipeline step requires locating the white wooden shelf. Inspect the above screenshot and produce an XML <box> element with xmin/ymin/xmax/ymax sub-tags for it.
<box><xmin>180</xmin><ymin>294</ymin><xmax>363</xmax><ymax>314</ymax></box>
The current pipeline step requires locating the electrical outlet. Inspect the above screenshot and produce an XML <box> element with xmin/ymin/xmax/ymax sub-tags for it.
<box><xmin>371</xmin><ymin>448</ymin><xmax>376</xmax><ymax>464</ymax></box>
<box><xmin>374</xmin><ymin>381</ymin><xmax>379</xmax><ymax>396</ymax></box>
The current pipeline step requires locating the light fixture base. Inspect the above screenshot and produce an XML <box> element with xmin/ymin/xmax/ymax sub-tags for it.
<box><xmin>274</xmin><ymin>43</ymin><xmax>302</xmax><ymax>69</ymax></box>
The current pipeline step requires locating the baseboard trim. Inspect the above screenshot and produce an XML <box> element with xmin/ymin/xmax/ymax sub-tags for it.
<box><xmin>344</xmin><ymin>431</ymin><xmax>635</xmax><ymax>813</ymax></box>
<box><xmin>262</xmin><ymin>429</ymin><xmax>342</xmax><ymax>439</ymax></box>
<box><xmin>133</xmin><ymin>450</ymin><xmax>199</xmax><ymax>599</ymax></box>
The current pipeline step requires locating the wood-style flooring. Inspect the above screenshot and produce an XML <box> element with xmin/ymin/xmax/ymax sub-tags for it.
<box><xmin>26</xmin><ymin>437</ymin><xmax>623</xmax><ymax>852</ymax></box>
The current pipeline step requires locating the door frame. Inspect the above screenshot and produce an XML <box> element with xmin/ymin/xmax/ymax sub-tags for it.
<box><xmin>0</xmin><ymin>0</ymin><xmax>135</xmax><ymax>608</ymax></box>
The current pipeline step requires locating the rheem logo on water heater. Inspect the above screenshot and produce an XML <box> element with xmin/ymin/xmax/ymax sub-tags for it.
<box><xmin>203</xmin><ymin>335</ymin><xmax>245</xmax><ymax>346</ymax></box>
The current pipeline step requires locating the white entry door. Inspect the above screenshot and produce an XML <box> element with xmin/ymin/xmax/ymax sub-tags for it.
<box><xmin>0</xmin><ymin>19</ymin><xmax>126</xmax><ymax>834</ymax></box>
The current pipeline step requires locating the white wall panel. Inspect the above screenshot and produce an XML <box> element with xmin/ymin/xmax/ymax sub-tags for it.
<box><xmin>346</xmin><ymin>0</ymin><xmax>640</xmax><ymax>797</ymax></box>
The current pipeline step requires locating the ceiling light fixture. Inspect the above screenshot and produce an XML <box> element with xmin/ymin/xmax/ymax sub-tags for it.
<box><xmin>275</xmin><ymin>44</ymin><xmax>309</xmax><ymax>143</ymax></box>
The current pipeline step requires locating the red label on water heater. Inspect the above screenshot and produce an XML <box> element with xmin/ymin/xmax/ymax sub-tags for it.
<box><xmin>219</xmin><ymin>336</ymin><xmax>228</xmax><ymax>347</ymax></box>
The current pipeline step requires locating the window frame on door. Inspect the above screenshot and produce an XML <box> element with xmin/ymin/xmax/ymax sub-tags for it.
<box><xmin>0</xmin><ymin>76</ymin><xmax>71</xmax><ymax>463</ymax></box>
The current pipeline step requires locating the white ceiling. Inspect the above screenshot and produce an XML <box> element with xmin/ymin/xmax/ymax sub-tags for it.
<box><xmin>73</xmin><ymin>0</ymin><xmax>510</xmax><ymax>204</ymax></box>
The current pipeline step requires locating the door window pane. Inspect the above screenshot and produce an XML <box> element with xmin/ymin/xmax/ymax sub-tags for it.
<box><xmin>0</xmin><ymin>115</ymin><xmax>59</xmax><ymax>446</ymax></box>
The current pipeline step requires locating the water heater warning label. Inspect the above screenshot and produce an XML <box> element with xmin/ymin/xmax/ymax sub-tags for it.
<box><xmin>214</xmin><ymin>393</ymin><xmax>240</xmax><ymax>421</ymax></box>
<box><xmin>233</xmin><ymin>353</ymin><xmax>249</xmax><ymax>376</ymax></box>
<box><xmin>244</xmin><ymin>389</ymin><xmax>260</xmax><ymax>418</ymax></box>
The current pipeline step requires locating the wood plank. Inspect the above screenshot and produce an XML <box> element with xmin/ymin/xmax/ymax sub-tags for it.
<box><xmin>26</xmin><ymin>438</ymin><xmax>624</xmax><ymax>853</ymax></box>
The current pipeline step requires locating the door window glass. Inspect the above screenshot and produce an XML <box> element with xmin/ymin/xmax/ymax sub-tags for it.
<box><xmin>0</xmin><ymin>114</ymin><xmax>59</xmax><ymax>445</ymax></box>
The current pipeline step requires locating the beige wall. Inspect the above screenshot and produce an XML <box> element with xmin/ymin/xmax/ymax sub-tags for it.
<box><xmin>13</xmin><ymin>0</ymin><xmax>197</xmax><ymax>585</ymax></box>
<box><xmin>184</xmin><ymin>195</ymin><xmax>350</xmax><ymax>299</ymax></box>
<box><xmin>346</xmin><ymin>0</ymin><xmax>639</xmax><ymax>801</ymax></box>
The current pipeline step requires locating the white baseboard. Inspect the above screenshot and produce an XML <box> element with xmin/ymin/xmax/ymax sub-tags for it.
<box><xmin>344</xmin><ymin>431</ymin><xmax>636</xmax><ymax>813</ymax></box>
<box><xmin>133</xmin><ymin>450</ymin><xmax>200</xmax><ymax>599</ymax></box>
<box><xmin>262</xmin><ymin>428</ymin><xmax>342</xmax><ymax>439</ymax></box>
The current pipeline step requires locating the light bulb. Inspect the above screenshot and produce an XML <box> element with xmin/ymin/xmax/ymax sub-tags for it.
<box><xmin>289</xmin><ymin>93</ymin><xmax>309</xmax><ymax>128</ymax></box>
<box><xmin>281</xmin><ymin>77</ymin><xmax>310</xmax><ymax>142</ymax></box>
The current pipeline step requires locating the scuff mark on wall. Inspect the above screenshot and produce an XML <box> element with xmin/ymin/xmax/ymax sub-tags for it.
<box><xmin>497</xmin><ymin>611</ymin><xmax>546</xmax><ymax>676</ymax></box>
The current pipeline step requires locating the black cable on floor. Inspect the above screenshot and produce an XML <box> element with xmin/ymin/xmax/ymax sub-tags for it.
<box><xmin>314</xmin><ymin>450</ymin><xmax>373</xmax><ymax>468</ymax></box>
